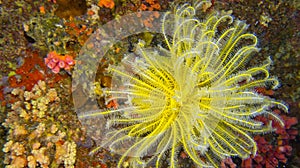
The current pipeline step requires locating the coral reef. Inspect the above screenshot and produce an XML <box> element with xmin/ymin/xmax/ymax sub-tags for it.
<box><xmin>64</xmin><ymin>19</ymin><xmax>94</xmax><ymax>47</ymax></box>
<box><xmin>8</xmin><ymin>50</ymin><xmax>66</xmax><ymax>90</ymax></box>
<box><xmin>2</xmin><ymin>81</ymin><xmax>77</xmax><ymax>168</ymax></box>
<box><xmin>23</xmin><ymin>14</ymin><xmax>68</xmax><ymax>53</ymax></box>
<box><xmin>0</xmin><ymin>0</ymin><xmax>54</xmax><ymax>77</ymax></box>
<box><xmin>8</xmin><ymin>50</ymin><xmax>46</xmax><ymax>91</ymax></box>
<box><xmin>1</xmin><ymin>0</ymin><xmax>299</xmax><ymax>168</ymax></box>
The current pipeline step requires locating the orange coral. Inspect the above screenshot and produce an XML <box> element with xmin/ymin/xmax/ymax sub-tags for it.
<box><xmin>9</xmin><ymin>50</ymin><xmax>46</xmax><ymax>90</ymax></box>
<box><xmin>39</xmin><ymin>6</ymin><xmax>46</xmax><ymax>14</ymax></box>
<box><xmin>0</xmin><ymin>86</ymin><xmax>4</xmax><ymax>103</ymax></box>
<box><xmin>139</xmin><ymin>0</ymin><xmax>161</xmax><ymax>11</ymax></box>
<box><xmin>98</xmin><ymin>0</ymin><xmax>115</xmax><ymax>9</ymax></box>
<box><xmin>140</xmin><ymin>11</ymin><xmax>160</xmax><ymax>28</ymax></box>
<box><xmin>255</xmin><ymin>87</ymin><xmax>274</xmax><ymax>96</ymax></box>
<box><xmin>106</xmin><ymin>96</ymin><xmax>118</xmax><ymax>109</ymax></box>
<box><xmin>87</xmin><ymin>9</ymin><xmax>95</xmax><ymax>16</ymax></box>
<box><xmin>140</xmin><ymin>4</ymin><xmax>147</xmax><ymax>11</ymax></box>
<box><xmin>8</xmin><ymin>50</ymin><xmax>66</xmax><ymax>90</ymax></box>
<box><xmin>114</xmin><ymin>47</ymin><xmax>120</xmax><ymax>54</ymax></box>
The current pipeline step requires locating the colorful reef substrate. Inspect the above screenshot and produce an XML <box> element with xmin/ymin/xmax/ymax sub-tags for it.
<box><xmin>1</xmin><ymin>0</ymin><xmax>299</xmax><ymax>168</ymax></box>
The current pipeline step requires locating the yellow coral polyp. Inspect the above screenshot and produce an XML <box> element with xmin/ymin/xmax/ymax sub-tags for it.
<box><xmin>80</xmin><ymin>2</ymin><xmax>288</xmax><ymax>168</ymax></box>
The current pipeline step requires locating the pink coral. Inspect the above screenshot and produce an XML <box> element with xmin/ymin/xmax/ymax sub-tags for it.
<box><xmin>241</xmin><ymin>109</ymin><xmax>298</xmax><ymax>168</ymax></box>
<box><xmin>44</xmin><ymin>51</ymin><xmax>75</xmax><ymax>74</ymax></box>
<box><xmin>240</xmin><ymin>87</ymin><xmax>299</xmax><ymax>168</ymax></box>
<box><xmin>221</xmin><ymin>158</ymin><xmax>236</xmax><ymax>168</ymax></box>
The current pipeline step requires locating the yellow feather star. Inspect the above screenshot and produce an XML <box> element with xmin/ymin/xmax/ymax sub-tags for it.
<box><xmin>80</xmin><ymin>2</ymin><xmax>288</xmax><ymax>168</ymax></box>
